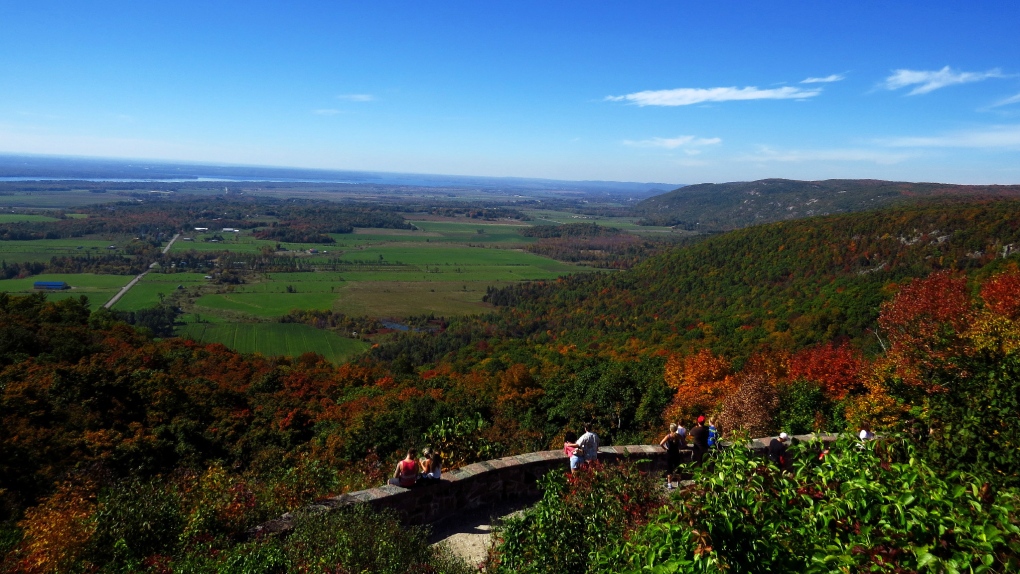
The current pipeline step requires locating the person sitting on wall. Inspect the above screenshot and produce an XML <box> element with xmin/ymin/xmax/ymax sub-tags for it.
<box><xmin>388</xmin><ymin>448</ymin><xmax>419</xmax><ymax>488</ymax></box>
<box><xmin>419</xmin><ymin>447</ymin><xmax>442</xmax><ymax>484</ymax></box>
<box><xmin>564</xmin><ymin>431</ymin><xmax>583</xmax><ymax>474</ymax></box>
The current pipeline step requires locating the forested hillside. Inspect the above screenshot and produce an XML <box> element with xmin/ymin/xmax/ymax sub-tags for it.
<box><xmin>636</xmin><ymin>178</ymin><xmax>1020</xmax><ymax>230</ymax></box>
<box><xmin>477</xmin><ymin>199</ymin><xmax>1020</xmax><ymax>361</ymax></box>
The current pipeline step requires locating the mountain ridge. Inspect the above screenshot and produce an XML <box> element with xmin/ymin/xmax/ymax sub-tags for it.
<box><xmin>636</xmin><ymin>178</ymin><xmax>1020</xmax><ymax>230</ymax></box>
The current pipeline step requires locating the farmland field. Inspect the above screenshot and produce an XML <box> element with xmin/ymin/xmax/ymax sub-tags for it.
<box><xmin>0</xmin><ymin>213</ymin><xmax>60</xmax><ymax>223</ymax></box>
<box><xmin>109</xmin><ymin>272</ymin><xmax>210</xmax><ymax>311</ymax></box>
<box><xmin>177</xmin><ymin>322</ymin><xmax>368</xmax><ymax>363</ymax></box>
<box><xmin>0</xmin><ymin>238</ymin><xmax>137</xmax><ymax>263</ymax></box>
<box><xmin>522</xmin><ymin>209</ymin><xmax>675</xmax><ymax>233</ymax></box>
<box><xmin>193</xmin><ymin>291</ymin><xmax>341</xmax><ymax>318</ymax></box>
<box><xmin>0</xmin><ymin>273</ymin><xmax>131</xmax><ymax>306</ymax></box>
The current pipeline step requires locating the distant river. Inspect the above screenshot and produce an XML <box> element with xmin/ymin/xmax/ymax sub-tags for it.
<box><xmin>0</xmin><ymin>177</ymin><xmax>358</xmax><ymax>183</ymax></box>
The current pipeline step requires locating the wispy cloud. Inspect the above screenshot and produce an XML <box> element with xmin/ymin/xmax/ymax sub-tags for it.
<box><xmin>606</xmin><ymin>86</ymin><xmax>820</xmax><ymax>107</ymax></box>
<box><xmin>881</xmin><ymin>124</ymin><xmax>1020</xmax><ymax>148</ymax></box>
<box><xmin>622</xmin><ymin>135</ymin><xmax>721</xmax><ymax>149</ymax></box>
<box><xmin>801</xmin><ymin>74</ymin><xmax>845</xmax><ymax>84</ymax></box>
<box><xmin>882</xmin><ymin>66</ymin><xmax>1007</xmax><ymax>95</ymax></box>
<box><xmin>313</xmin><ymin>109</ymin><xmax>343</xmax><ymax>116</ymax></box>
<box><xmin>738</xmin><ymin>146</ymin><xmax>913</xmax><ymax>165</ymax></box>
<box><xmin>990</xmin><ymin>92</ymin><xmax>1020</xmax><ymax>108</ymax></box>
<box><xmin>337</xmin><ymin>94</ymin><xmax>375</xmax><ymax>102</ymax></box>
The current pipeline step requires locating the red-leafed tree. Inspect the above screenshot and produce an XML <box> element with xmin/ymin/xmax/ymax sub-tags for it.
<box><xmin>788</xmin><ymin>342</ymin><xmax>866</xmax><ymax>399</ymax></box>
<box><xmin>878</xmin><ymin>271</ymin><xmax>973</xmax><ymax>388</ymax></box>
<box><xmin>980</xmin><ymin>264</ymin><xmax>1020</xmax><ymax>320</ymax></box>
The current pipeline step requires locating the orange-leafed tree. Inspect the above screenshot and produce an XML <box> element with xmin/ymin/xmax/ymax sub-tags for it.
<box><xmin>788</xmin><ymin>341</ymin><xmax>866</xmax><ymax>400</ymax></box>
<box><xmin>661</xmin><ymin>348</ymin><xmax>736</xmax><ymax>425</ymax></box>
<box><xmin>4</xmin><ymin>479</ymin><xmax>97</xmax><ymax>574</ymax></box>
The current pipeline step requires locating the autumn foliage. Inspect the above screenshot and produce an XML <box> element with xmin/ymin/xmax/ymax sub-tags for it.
<box><xmin>788</xmin><ymin>342</ymin><xmax>865</xmax><ymax>399</ymax></box>
<box><xmin>662</xmin><ymin>349</ymin><xmax>736</xmax><ymax>424</ymax></box>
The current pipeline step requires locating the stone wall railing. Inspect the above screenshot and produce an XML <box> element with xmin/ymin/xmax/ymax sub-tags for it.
<box><xmin>251</xmin><ymin>433</ymin><xmax>840</xmax><ymax>536</ymax></box>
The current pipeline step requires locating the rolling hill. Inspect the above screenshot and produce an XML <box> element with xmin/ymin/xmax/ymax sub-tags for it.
<box><xmin>636</xmin><ymin>178</ymin><xmax>1020</xmax><ymax>231</ymax></box>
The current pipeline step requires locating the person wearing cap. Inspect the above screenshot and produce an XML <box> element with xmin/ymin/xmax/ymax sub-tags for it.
<box><xmin>768</xmin><ymin>433</ymin><xmax>789</xmax><ymax>469</ymax></box>
<box><xmin>690</xmin><ymin>416</ymin><xmax>710</xmax><ymax>466</ymax></box>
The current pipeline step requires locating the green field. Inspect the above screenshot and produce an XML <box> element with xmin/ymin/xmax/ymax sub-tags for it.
<box><xmin>194</xmin><ymin>291</ymin><xmax>341</xmax><ymax>317</ymax></box>
<box><xmin>0</xmin><ymin>238</ymin><xmax>137</xmax><ymax>263</ymax></box>
<box><xmin>0</xmin><ymin>273</ymin><xmax>132</xmax><ymax>306</ymax></box>
<box><xmin>522</xmin><ymin>209</ymin><xmax>675</xmax><ymax>233</ymax></box>
<box><xmin>0</xmin><ymin>190</ymin><xmax>127</xmax><ymax>208</ymax></box>
<box><xmin>0</xmin><ymin>215</ymin><xmax>589</xmax><ymax>323</ymax></box>
<box><xmin>110</xmin><ymin>272</ymin><xmax>210</xmax><ymax>311</ymax></box>
<box><xmin>177</xmin><ymin>322</ymin><xmax>369</xmax><ymax>363</ymax></box>
<box><xmin>0</xmin><ymin>213</ymin><xmax>60</xmax><ymax>223</ymax></box>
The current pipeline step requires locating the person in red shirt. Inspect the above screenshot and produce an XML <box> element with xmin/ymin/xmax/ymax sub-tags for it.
<box><xmin>388</xmin><ymin>448</ymin><xmax>419</xmax><ymax>488</ymax></box>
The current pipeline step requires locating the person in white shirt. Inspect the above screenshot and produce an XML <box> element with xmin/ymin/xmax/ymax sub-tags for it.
<box><xmin>576</xmin><ymin>422</ymin><xmax>600</xmax><ymax>465</ymax></box>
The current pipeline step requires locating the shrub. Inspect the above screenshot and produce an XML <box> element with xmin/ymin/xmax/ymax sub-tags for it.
<box><xmin>598</xmin><ymin>436</ymin><xmax>1020</xmax><ymax>573</ymax></box>
<box><xmin>490</xmin><ymin>461</ymin><xmax>664</xmax><ymax>574</ymax></box>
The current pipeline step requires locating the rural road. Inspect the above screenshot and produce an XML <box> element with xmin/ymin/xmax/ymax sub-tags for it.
<box><xmin>103</xmin><ymin>232</ymin><xmax>180</xmax><ymax>309</ymax></box>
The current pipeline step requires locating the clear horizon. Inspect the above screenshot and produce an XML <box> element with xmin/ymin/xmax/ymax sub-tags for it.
<box><xmin>2</xmin><ymin>1</ymin><xmax>1019</xmax><ymax>185</ymax></box>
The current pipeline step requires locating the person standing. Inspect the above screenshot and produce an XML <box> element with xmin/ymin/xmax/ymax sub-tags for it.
<box><xmin>707</xmin><ymin>419</ymin><xmax>719</xmax><ymax>449</ymax></box>
<box><xmin>577</xmin><ymin>422</ymin><xmax>600</xmax><ymax>466</ymax></box>
<box><xmin>564</xmin><ymin>431</ymin><xmax>583</xmax><ymax>473</ymax></box>
<box><xmin>690</xmin><ymin>416</ymin><xmax>710</xmax><ymax>466</ymax></box>
<box><xmin>768</xmin><ymin>433</ymin><xmax>789</xmax><ymax>469</ymax></box>
<box><xmin>659</xmin><ymin>423</ymin><xmax>683</xmax><ymax>488</ymax></box>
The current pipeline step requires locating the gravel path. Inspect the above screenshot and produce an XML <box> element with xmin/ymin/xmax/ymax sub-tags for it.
<box><xmin>428</xmin><ymin>497</ymin><xmax>536</xmax><ymax>569</ymax></box>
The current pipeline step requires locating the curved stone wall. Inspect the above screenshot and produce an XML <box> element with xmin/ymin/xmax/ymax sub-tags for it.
<box><xmin>252</xmin><ymin>433</ymin><xmax>839</xmax><ymax>536</ymax></box>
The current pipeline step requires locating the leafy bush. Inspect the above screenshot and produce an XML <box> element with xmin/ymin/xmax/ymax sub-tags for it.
<box><xmin>599</xmin><ymin>436</ymin><xmax>1020</xmax><ymax>573</ymax></box>
<box><xmin>490</xmin><ymin>461</ymin><xmax>664</xmax><ymax>574</ymax></box>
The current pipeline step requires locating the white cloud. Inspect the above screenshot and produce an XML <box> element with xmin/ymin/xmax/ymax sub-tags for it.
<box><xmin>606</xmin><ymin>86</ymin><xmax>821</xmax><ymax>106</ymax></box>
<box><xmin>622</xmin><ymin>135</ymin><xmax>721</xmax><ymax>149</ymax></box>
<box><xmin>881</xmin><ymin>124</ymin><xmax>1020</xmax><ymax>148</ymax></box>
<box><xmin>738</xmin><ymin>146</ymin><xmax>913</xmax><ymax>165</ymax></box>
<box><xmin>313</xmin><ymin>108</ymin><xmax>343</xmax><ymax>116</ymax></box>
<box><xmin>990</xmin><ymin>92</ymin><xmax>1020</xmax><ymax>108</ymax></box>
<box><xmin>883</xmin><ymin>66</ymin><xmax>1007</xmax><ymax>95</ymax></box>
<box><xmin>337</xmin><ymin>94</ymin><xmax>375</xmax><ymax>102</ymax></box>
<box><xmin>801</xmin><ymin>74</ymin><xmax>845</xmax><ymax>84</ymax></box>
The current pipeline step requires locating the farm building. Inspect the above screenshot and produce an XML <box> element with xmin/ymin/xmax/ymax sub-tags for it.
<box><xmin>34</xmin><ymin>281</ymin><xmax>69</xmax><ymax>290</ymax></box>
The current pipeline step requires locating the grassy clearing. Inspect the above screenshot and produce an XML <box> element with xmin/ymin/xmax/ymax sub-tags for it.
<box><xmin>0</xmin><ymin>273</ymin><xmax>132</xmax><ymax>306</ymax></box>
<box><xmin>110</xmin><ymin>272</ymin><xmax>209</xmax><ymax>311</ymax></box>
<box><xmin>0</xmin><ymin>190</ymin><xmax>125</xmax><ymax>208</ymax></box>
<box><xmin>177</xmin><ymin>322</ymin><xmax>369</xmax><ymax>363</ymax></box>
<box><xmin>521</xmin><ymin>209</ymin><xmax>674</xmax><ymax>233</ymax></box>
<box><xmin>333</xmin><ymin>280</ymin><xmax>504</xmax><ymax>317</ymax></box>
<box><xmin>194</xmin><ymin>291</ymin><xmax>339</xmax><ymax>317</ymax></box>
<box><xmin>0</xmin><ymin>238</ymin><xmax>138</xmax><ymax>263</ymax></box>
<box><xmin>0</xmin><ymin>213</ymin><xmax>60</xmax><ymax>223</ymax></box>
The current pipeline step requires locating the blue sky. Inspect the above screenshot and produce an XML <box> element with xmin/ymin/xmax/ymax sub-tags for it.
<box><xmin>2</xmin><ymin>1</ymin><xmax>1019</xmax><ymax>184</ymax></box>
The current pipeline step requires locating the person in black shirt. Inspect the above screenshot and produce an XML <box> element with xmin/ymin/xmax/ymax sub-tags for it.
<box><xmin>768</xmin><ymin>432</ymin><xmax>789</xmax><ymax>469</ymax></box>
<box><xmin>690</xmin><ymin>416</ymin><xmax>710</xmax><ymax>466</ymax></box>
